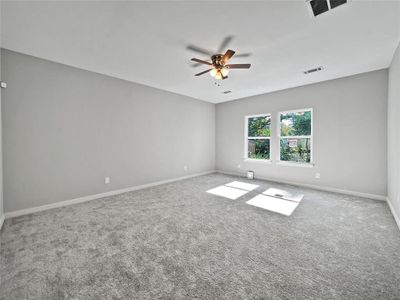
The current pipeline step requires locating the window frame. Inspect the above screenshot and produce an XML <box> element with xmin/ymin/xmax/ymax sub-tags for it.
<box><xmin>278</xmin><ymin>108</ymin><xmax>313</xmax><ymax>165</ymax></box>
<box><xmin>244</xmin><ymin>113</ymin><xmax>272</xmax><ymax>162</ymax></box>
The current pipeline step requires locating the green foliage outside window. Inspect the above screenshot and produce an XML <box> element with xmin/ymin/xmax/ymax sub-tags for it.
<box><xmin>248</xmin><ymin>139</ymin><xmax>270</xmax><ymax>160</ymax></box>
<box><xmin>280</xmin><ymin>111</ymin><xmax>311</xmax><ymax>136</ymax></box>
<box><xmin>246</xmin><ymin>111</ymin><xmax>312</xmax><ymax>162</ymax></box>
<box><xmin>247</xmin><ymin>115</ymin><xmax>271</xmax><ymax>160</ymax></box>
<box><xmin>248</xmin><ymin>116</ymin><xmax>271</xmax><ymax>137</ymax></box>
<box><xmin>280</xmin><ymin>110</ymin><xmax>312</xmax><ymax>163</ymax></box>
<box><xmin>280</xmin><ymin>138</ymin><xmax>311</xmax><ymax>163</ymax></box>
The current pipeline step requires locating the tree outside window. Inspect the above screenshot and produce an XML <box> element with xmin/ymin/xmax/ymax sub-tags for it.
<box><xmin>245</xmin><ymin>114</ymin><xmax>271</xmax><ymax>160</ymax></box>
<box><xmin>279</xmin><ymin>109</ymin><xmax>312</xmax><ymax>163</ymax></box>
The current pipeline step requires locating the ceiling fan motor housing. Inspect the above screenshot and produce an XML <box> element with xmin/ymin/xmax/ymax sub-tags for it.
<box><xmin>211</xmin><ymin>54</ymin><xmax>225</xmax><ymax>68</ymax></box>
<box><xmin>191</xmin><ymin>49</ymin><xmax>250</xmax><ymax>79</ymax></box>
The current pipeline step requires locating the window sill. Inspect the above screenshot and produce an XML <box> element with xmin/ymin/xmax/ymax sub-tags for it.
<box><xmin>243</xmin><ymin>158</ymin><xmax>272</xmax><ymax>164</ymax></box>
<box><xmin>276</xmin><ymin>161</ymin><xmax>315</xmax><ymax>168</ymax></box>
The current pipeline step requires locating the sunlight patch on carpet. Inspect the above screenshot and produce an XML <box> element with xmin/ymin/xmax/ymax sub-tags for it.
<box><xmin>206</xmin><ymin>185</ymin><xmax>249</xmax><ymax>200</ymax></box>
<box><xmin>225</xmin><ymin>181</ymin><xmax>259</xmax><ymax>191</ymax></box>
<box><xmin>263</xmin><ymin>188</ymin><xmax>304</xmax><ymax>202</ymax></box>
<box><xmin>246</xmin><ymin>194</ymin><xmax>300</xmax><ymax>216</ymax></box>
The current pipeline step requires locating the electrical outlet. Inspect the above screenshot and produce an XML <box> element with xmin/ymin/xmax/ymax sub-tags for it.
<box><xmin>315</xmin><ymin>173</ymin><xmax>321</xmax><ymax>179</ymax></box>
<box><xmin>105</xmin><ymin>177</ymin><xmax>111</xmax><ymax>184</ymax></box>
<box><xmin>183</xmin><ymin>165</ymin><xmax>188</xmax><ymax>171</ymax></box>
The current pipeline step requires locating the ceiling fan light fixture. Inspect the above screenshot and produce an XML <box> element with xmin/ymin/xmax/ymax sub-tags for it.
<box><xmin>220</xmin><ymin>68</ymin><xmax>229</xmax><ymax>77</ymax></box>
<box><xmin>210</xmin><ymin>68</ymin><xmax>218</xmax><ymax>77</ymax></box>
<box><xmin>193</xmin><ymin>48</ymin><xmax>250</xmax><ymax>80</ymax></box>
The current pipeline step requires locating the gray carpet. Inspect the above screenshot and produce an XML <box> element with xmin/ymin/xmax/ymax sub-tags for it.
<box><xmin>1</xmin><ymin>173</ymin><xmax>399</xmax><ymax>299</ymax></box>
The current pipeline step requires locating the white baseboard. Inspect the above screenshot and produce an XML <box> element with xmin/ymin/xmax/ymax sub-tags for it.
<box><xmin>387</xmin><ymin>197</ymin><xmax>400</xmax><ymax>231</ymax></box>
<box><xmin>216</xmin><ymin>170</ymin><xmax>387</xmax><ymax>201</ymax></box>
<box><xmin>0</xmin><ymin>214</ymin><xmax>4</xmax><ymax>231</ymax></box>
<box><xmin>4</xmin><ymin>170</ymin><xmax>216</xmax><ymax>219</ymax></box>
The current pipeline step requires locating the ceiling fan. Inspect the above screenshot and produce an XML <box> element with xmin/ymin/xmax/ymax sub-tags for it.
<box><xmin>187</xmin><ymin>35</ymin><xmax>251</xmax><ymax>67</ymax></box>
<box><xmin>191</xmin><ymin>49</ymin><xmax>251</xmax><ymax>80</ymax></box>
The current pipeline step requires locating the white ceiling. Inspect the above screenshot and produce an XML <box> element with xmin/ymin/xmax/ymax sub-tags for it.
<box><xmin>2</xmin><ymin>0</ymin><xmax>400</xmax><ymax>103</ymax></box>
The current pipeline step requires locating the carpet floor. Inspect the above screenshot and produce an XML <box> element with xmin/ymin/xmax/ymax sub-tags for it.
<box><xmin>1</xmin><ymin>173</ymin><xmax>399</xmax><ymax>299</ymax></box>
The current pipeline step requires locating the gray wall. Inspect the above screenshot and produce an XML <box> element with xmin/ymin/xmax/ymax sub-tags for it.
<box><xmin>388</xmin><ymin>42</ymin><xmax>400</xmax><ymax>222</ymax></box>
<box><xmin>0</xmin><ymin>48</ymin><xmax>391</xmax><ymax>213</ymax></box>
<box><xmin>0</xmin><ymin>1</ymin><xmax>3</xmax><ymax>221</ymax></box>
<box><xmin>1</xmin><ymin>49</ymin><xmax>215</xmax><ymax>213</ymax></box>
<box><xmin>216</xmin><ymin>70</ymin><xmax>388</xmax><ymax>197</ymax></box>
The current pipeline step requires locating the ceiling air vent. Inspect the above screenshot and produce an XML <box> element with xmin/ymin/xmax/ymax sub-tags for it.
<box><xmin>304</xmin><ymin>66</ymin><xmax>324</xmax><ymax>74</ymax></box>
<box><xmin>222</xmin><ymin>90</ymin><xmax>232</xmax><ymax>94</ymax></box>
<box><xmin>309</xmin><ymin>0</ymin><xmax>347</xmax><ymax>17</ymax></box>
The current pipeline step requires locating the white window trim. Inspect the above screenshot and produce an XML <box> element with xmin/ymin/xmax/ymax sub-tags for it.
<box><xmin>277</xmin><ymin>108</ymin><xmax>313</xmax><ymax>166</ymax></box>
<box><xmin>244</xmin><ymin>114</ymin><xmax>271</xmax><ymax>161</ymax></box>
<box><xmin>243</xmin><ymin>158</ymin><xmax>272</xmax><ymax>164</ymax></box>
<box><xmin>276</xmin><ymin>161</ymin><xmax>315</xmax><ymax>168</ymax></box>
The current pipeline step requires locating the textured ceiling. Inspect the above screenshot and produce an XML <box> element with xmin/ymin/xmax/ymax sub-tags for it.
<box><xmin>2</xmin><ymin>0</ymin><xmax>400</xmax><ymax>103</ymax></box>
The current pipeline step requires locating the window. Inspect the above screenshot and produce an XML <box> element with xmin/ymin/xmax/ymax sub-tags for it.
<box><xmin>310</xmin><ymin>0</ymin><xmax>329</xmax><ymax>16</ymax></box>
<box><xmin>309</xmin><ymin>0</ymin><xmax>347</xmax><ymax>17</ymax></box>
<box><xmin>245</xmin><ymin>114</ymin><xmax>271</xmax><ymax>160</ymax></box>
<box><xmin>279</xmin><ymin>109</ymin><xmax>312</xmax><ymax>163</ymax></box>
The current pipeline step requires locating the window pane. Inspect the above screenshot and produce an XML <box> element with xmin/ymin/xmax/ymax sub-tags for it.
<box><xmin>248</xmin><ymin>115</ymin><xmax>271</xmax><ymax>137</ymax></box>
<box><xmin>280</xmin><ymin>111</ymin><xmax>311</xmax><ymax>136</ymax></box>
<box><xmin>280</xmin><ymin>138</ymin><xmax>311</xmax><ymax>163</ymax></box>
<box><xmin>248</xmin><ymin>139</ymin><xmax>270</xmax><ymax>160</ymax></box>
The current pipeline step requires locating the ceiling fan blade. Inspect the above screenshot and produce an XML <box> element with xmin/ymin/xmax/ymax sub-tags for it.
<box><xmin>226</xmin><ymin>63</ymin><xmax>251</xmax><ymax>69</ymax></box>
<box><xmin>194</xmin><ymin>69</ymin><xmax>212</xmax><ymax>76</ymax></box>
<box><xmin>222</xmin><ymin>49</ymin><xmax>235</xmax><ymax>64</ymax></box>
<box><xmin>222</xmin><ymin>75</ymin><xmax>228</xmax><ymax>80</ymax></box>
<box><xmin>191</xmin><ymin>58</ymin><xmax>212</xmax><ymax>65</ymax></box>
<box><xmin>187</xmin><ymin>45</ymin><xmax>214</xmax><ymax>56</ymax></box>
<box><xmin>235</xmin><ymin>53</ymin><xmax>252</xmax><ymax>58</ymax></box>
<box><xmin>191</xmin><ymin>62</ymin><xmax>203</xmax><ymax>68</ymax></box>
<box><xmin>218</xmin><ymin>35</ymin><xmax>234</xmax><ymax>53</ymax></box>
